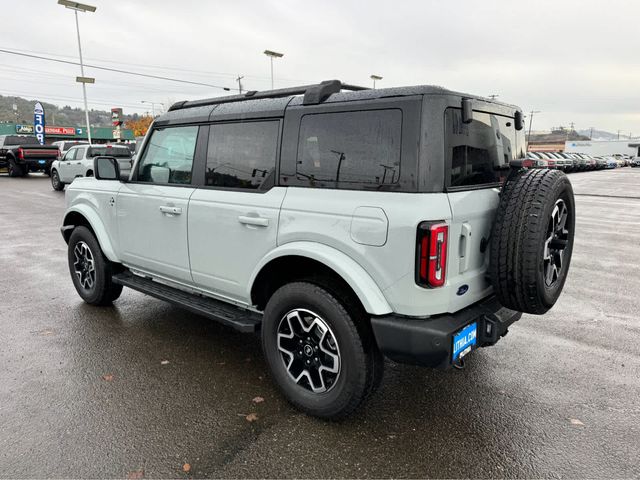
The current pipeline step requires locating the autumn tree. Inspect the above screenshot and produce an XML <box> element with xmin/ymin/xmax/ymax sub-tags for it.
<box><xmin>125</xmin><ymin>115</ymin><xmax>154</xmax><ymax>137</ymax></box>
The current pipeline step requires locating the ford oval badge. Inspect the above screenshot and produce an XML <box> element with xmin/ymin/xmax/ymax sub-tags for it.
<box><xmin>457</xmin><ymin>284</ymin><xmax>469</xmax><ymax>296</ymax></box>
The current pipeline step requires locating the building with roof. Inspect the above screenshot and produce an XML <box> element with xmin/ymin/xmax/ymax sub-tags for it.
<box><xmin>564</xmin><ymin>140</ymin><xmax>639</xmax><ymax>157</ymax></box>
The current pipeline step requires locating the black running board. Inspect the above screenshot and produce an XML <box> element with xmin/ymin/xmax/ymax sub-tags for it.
<box><xmin>112</xmin><ymin>272</ymin><xmax>261</xmax><ymax>332</ymax></box>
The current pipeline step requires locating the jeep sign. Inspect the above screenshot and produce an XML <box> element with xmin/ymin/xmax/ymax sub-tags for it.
<box><xmin>34</xmin><ymin>102</ymin><xmax>45</xmax><ymax>145</ymax></box>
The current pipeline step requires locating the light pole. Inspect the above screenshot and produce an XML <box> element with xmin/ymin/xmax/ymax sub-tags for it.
<box><xmin>141</xmin><ymin>101</ymin><xmax>165</xmax><ymax>117</ymax></box>
<box><xmin>263</xmin><ymin>50</ymin><xmax>283</xmax><ymax>89</ymax></box>
<box><xmin>370</xmin><ymin>74</ymin><xmax>383</xmax><ymax>89</ymax></box>
<box><xmin>58</xmin><ymin>0</ymin><xmax>96</xmax><ymax>144</ymax></box>
<box><xmin>527</xmin><ymin>110</ymin><xmax>541</xmax><ymax>146</ymax></box>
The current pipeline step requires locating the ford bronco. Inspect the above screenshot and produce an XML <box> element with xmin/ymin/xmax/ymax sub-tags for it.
<box><xmin>60</xmin><ymin>81</ymin><xmax>575</xmax><ymax>419</ymax></box>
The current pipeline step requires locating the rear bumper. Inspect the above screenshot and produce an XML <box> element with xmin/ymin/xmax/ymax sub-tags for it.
<box><xmin>371</xmin><ymin>296</ymin><xmax>522</xmax><ymax>369</ymax></box>
<box><xmin>23</xmin><ymin>158</ymin><xmax>55</xmax><ymax>169</ymax></box>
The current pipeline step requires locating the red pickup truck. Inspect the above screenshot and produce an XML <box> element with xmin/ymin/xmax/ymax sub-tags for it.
<box><xmin>0</xmin><ymin>135</ymin><xmax>60</xmax><ymax>177</ymax></box>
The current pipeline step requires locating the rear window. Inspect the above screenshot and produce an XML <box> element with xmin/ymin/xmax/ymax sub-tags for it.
<box><xmin>445</xmin><ymin>108</ymin><xmax>525</xmax><ymax>188</ymax></box>
<box><xmin>5</xmin><ymin>135</ymin><xmax>37</xmax><ymax>145</ymax></box>
<box><xmin>294</xmin><ymin>109</ymin><xmax>402</xmax><ymax>189</ymax></box>
<box><xmin>88</xmin><ymin>146</ymin><xmax>131</xmax><ymax>158</ymax></box>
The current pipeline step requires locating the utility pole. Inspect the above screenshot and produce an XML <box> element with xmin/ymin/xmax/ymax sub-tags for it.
<box><xmin>236</xmin><ymin>75</ymin><xmax>244</xmax><ymax>94</ymax></box>
<box><xmin>527</xmin><ymin>110</ymin><xmax>541</xmax><ymax>145</ymax></box>
<box><xmin>617</xmin><ymin>130</ymin><xmax>622</xmax><ymax>140</ymax></box>
<box><xmin>589</xmin><ymin>127</ymin><xmax>594</xmax><ymax>140</ymax></box>
<box><xmin>488</xmin><ymin>94</ymin><xmax>499</xmax><ymax>100</ymax></box>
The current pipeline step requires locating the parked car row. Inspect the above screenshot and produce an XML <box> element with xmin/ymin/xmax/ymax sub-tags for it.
<box><xmin>527</xmin><ymin>151</ymin><xmax>637</xmax><ymax>172</ymax></box>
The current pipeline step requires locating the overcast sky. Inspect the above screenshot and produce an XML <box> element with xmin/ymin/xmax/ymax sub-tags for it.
<box><xmin>1</xmin><ymin>0</ymin><xmax>639</xmax><ymax>134</ymax></box>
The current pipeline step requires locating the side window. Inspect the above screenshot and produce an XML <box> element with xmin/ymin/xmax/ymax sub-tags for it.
<box><xmin>65</xmin><ymin>149</ymin><xmax>77</xmax><ymax>161</ymax></box>
<box><xmin>445</xmin><ymin>108</ymin><xmax>524</xmax><ymax>188</ymax></box>
<box><xmin>295</xmin><ymin>109</ymin><xmax>402</xmax><ymax>189</ymax></box>
<box><xmin>75</xmin><ymin>147</ymin><xmax>87</xmax><ymax>160</ymax></box>
<box><xmin>137</xmin><ymin>126</ymin><xmax>198</xmax><ymax>185</ymax></box>
<box><xmin>205</xmin><ymin>121</ymin><xmax>279</xmax><ymax>190</ymax></box>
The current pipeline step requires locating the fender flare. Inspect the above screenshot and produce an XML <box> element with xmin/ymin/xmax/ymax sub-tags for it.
<box><xmin>62</xmin><ymin>205</ymin><xmax>119</xmax><ymax>262</ymax></box>
<box><xmin>248</xmin><ymin>241</ymin><xmax>393</xmax><ymax>315</ymax></box>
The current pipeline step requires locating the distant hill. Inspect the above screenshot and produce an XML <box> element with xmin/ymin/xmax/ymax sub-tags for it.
<box><xmin>575</xmin><ymin>129</ymin><xmax>636</xmax><ymax>141</ymax></box>
<box><xmin>0</xmin><ymin>95</ymin><xmax>141</xmax><ymax>127</ymax></box>
<box><xmin>528</xmin><ymin>129</ymin><xmax>589</xmax><ymax>144</ymax></box>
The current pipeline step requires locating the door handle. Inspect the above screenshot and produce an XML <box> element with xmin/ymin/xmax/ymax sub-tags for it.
<box><xmin>238</xmin><ymin>215</ymin><xmax>269</xmax><ymax>227</ymax></box>
<box><xmin>159</xmin><ymin>205</ymin><xmax>182</xmax><ymax>215</ymax></box>
<box><xmin>459</xmin><ymin>222</ymin><xmax>472</xmax><ymax>273</ymax></box>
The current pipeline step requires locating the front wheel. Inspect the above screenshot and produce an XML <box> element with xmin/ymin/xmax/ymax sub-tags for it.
<box><xmin>67</xmin><ymin>226</ymin><xmax>123</xmax><ymax>305</ymax></box>
<box><xmin>51</xmin><ymin>169</ymin><xmax>65</xmax><ymax>191</ymax></box>
<box><xmin>262</xmin><ymin>282</ymin><xmax>383</xmax><ymax>419</ymax></box>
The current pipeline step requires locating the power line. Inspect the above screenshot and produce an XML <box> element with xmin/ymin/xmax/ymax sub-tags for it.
<box><xmin>0</xmin><ymin>48</ymin><xmax>233</xmax><ymax>91</ymax></box>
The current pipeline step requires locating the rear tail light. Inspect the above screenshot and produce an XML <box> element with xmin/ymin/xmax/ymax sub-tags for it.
<box><xmin>416</xmin><ymin>222</ymin><xmax>448</xmax><ymax>288</ymax></box>
<box><xmin>17</xmin><ymin>147</ymin><xmax>24</xmax><ymax>160</ymax></box>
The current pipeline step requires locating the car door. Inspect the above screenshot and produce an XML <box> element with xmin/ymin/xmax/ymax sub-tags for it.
<box><xmin>116</xmin><ymin>125</ymin><xmax>201</xmax><ymax>285</ymax></box>
<box><xmin>187</xmin><ymin>120</ymin><xmax>285</xmax><ymax>303</ymax></box>
<box><xmin>57</xmin><ymin>147</ymin><xmax>77</xmax><ymax>182</ymax></box>
<box><xmin>70</xmin><ymin>147</ymin><xmax>88</xmax><ymax>177</ymax></box>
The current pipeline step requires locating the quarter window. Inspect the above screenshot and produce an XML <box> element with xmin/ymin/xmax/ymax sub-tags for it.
<box><xmin>295</xmin><ymin>109</ymin><xmax>402</xmax><ymax>189</ymax></box>
<box><xmin>137</xmin><ymin>126</ymin><xmax>198</xmax><ymax>185</ymax></box>
<box><xmin>205</xmin><ymin>121</ymin><xmax>279</xmax><ymax>190</ymax></box>
<box><xmin>445</xmin><ymin>108</ymin><xmax>524</xmax><ymax>188</ymax></box>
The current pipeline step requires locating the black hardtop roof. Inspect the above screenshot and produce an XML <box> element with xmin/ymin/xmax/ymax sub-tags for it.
<box><xmin>156</xmin><ymin>80</ymin><xmax>520</xmax><ymax>125</ymax></box>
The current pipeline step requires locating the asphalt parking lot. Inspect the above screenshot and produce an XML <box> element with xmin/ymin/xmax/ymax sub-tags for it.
<box><xmin>1</xmin><ymin>169</ymin><xmax>639</xmax><ymax>478</ymax></box>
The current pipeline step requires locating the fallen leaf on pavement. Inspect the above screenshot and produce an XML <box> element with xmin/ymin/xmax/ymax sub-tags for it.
<box><xmin>102</xmin><ymin>374</ymin><xmax>114</xmax><ymax>382</ymax></box>
<box><xmin>245</xmin><ymin>413</ymin><xmax>259</xmax><ymax>422</ymax></box>
<box><xmin>569</xmin><ymin>418</ymin><xmax>584</xmax><ymax>426</ymax></box>
<box><xmin>127</xmin><ymin>469</ymin><xmax>144</xmax><ymax>479</ymax></box>
<box><xmin>182</xmin><ymin>463</ymin><xmax>191</xmax><ymax>473</ymax></box>
<box><xmin>252</xmin><ymin>396</ymin><xmax>265</xmax><ymax>404</ymax></box>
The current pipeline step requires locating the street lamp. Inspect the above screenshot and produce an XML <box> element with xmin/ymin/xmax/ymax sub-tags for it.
<box><xmin>58</xmin><ymin>0</ymin><xmax>96</xmax><ymax>144</ymax></box>
<box><xmin>263</xmin><ymin>50</ymin><xmax>284</xmax><ymax>89</ymax></box>
<box><xmin>141</xmin><ymin>101</ymin><xmax>165</xmax><ymax>117</ymax></box>
<box><xmin>370</xmin><ymin>74</ymin><xmax>383</xmax><ymax>89</ymax></box>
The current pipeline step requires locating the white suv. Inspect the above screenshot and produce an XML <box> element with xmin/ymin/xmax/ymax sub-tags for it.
<box><xmin>51</xmin><ymin>144</ymin><xmax>132</xmax><ymax>191</ymax></box>
<box><xmin>60</xmin><ymin>81</ymin><xmax>575</xmax><ymax>418</ymax></box>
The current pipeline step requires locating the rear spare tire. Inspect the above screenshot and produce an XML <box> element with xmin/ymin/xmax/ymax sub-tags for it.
<box><xmin>489</xmin><ymin>168</ymin><xmax>575</xmax><ymax>314</ymax></box>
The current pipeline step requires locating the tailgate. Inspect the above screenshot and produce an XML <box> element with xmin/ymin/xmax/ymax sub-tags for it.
<box><xmin>21</xmin><ymin>146</ymin><xmax>59</xmax><ymax>159</ymax></box>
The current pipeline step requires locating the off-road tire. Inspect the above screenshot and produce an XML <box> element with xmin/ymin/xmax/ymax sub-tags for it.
<box><xmin>68</xmin><ymin>226</ymin><xmax>123</xmax><ymax>305</ymax></box>
<box><xmin>51</xmin><ymin>169</ymin><xmax>65</xmax><ymax>191</ymax></box>
<box><xmin>489</xmin><ymin>169</ymin><xmax>575</xmax><ymax>314</ymax></box>
<box><xmin>262</xmin><ymin>282</ymin><xmax>382</xmax><ymax>419</ymax></box>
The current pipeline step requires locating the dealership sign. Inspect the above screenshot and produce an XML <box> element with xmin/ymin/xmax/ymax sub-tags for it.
<box><xmin>15</xmin><ymin>124</ymin><xmax>34</xmax><ymax>134</ymax></box>
<box><xmin>34</xmin><ymin>102</ymin><xmax>45</xmax><ymax>145</ymax></box>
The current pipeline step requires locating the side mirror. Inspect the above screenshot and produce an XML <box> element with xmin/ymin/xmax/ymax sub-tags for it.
<box><xmin>461</xmin><ymin>98</ymin><xmax>473</xmax><ymax>124</ymax></box>
<box><xmin>94</xmin><ymin>156</ymin><xmax>120</xmax><ymax>181</ymax></box>
<box><xmin>514</xmin><ymin>110</ymin><xmax>524</xmax><ymax>131</ymax></box>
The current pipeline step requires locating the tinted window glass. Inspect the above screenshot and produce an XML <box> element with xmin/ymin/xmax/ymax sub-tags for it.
<box><xmin>295</xmin><ymin>110</ymin><xmax>402</xmax><ymax>189</ymax></box>
<box><xmin>88</xmin><ymin>146</ymin><xmax>131</xmax><ymax>158</ymax></box>
<box><xmin>445</xmin><ymin>108</ymin><xmax>524</xmax><ymax>188</ymax></box>
<box><xmin>138</xmin><ymin>126</ymin><xmax>198</xmax><ymax>184</ymax></box>
<box><xmin>205</xmin><ymin>121</ymin><xmax>279</xmax><ymax>190</ymax></box>
<box><xmin>5</xmin><ymin>135</ymin><xmax>37</xmax><ymax>145</ymax></box>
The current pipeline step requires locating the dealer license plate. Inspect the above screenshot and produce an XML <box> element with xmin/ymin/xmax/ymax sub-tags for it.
<box><xmin>452</xmin><ymin>322</ymin><xmax>477</xmax><ymax>362</ymax></box>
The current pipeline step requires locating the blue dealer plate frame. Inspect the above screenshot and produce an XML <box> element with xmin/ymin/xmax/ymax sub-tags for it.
<box><xmin>452</xmin><ymin>322</ymin><xmax>477</xmax><ymax>362</ymax></box>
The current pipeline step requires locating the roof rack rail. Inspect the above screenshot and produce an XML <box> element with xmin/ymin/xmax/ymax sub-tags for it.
<box><xmin>168</xmin><ymin>80</ymin><xmax>368</xmax><ymax>112</ymax></box>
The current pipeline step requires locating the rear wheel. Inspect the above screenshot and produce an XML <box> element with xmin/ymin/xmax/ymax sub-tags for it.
<box><xmin>8</xmin><ymin>159</ymin><xmax>23</xmax><ymax>177</ymax></box>
<box><xmin>51</xmin><ymin>169</ymin><xmax>65</xmax><ymax>191</ymax></box>
<box><xmin>489</xmin><ymin>169</ymin><xmax>575</xmax><ymax>314</ymax></box>
<box><xmin>67</xmin><ymin>226</ymin><xmax>123</xmax><ymax>305</ymax></box>
<box><xmin>262</xmin><ymin>282</ymin><xmax>382</xmax><ymax>419</ymax></box>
